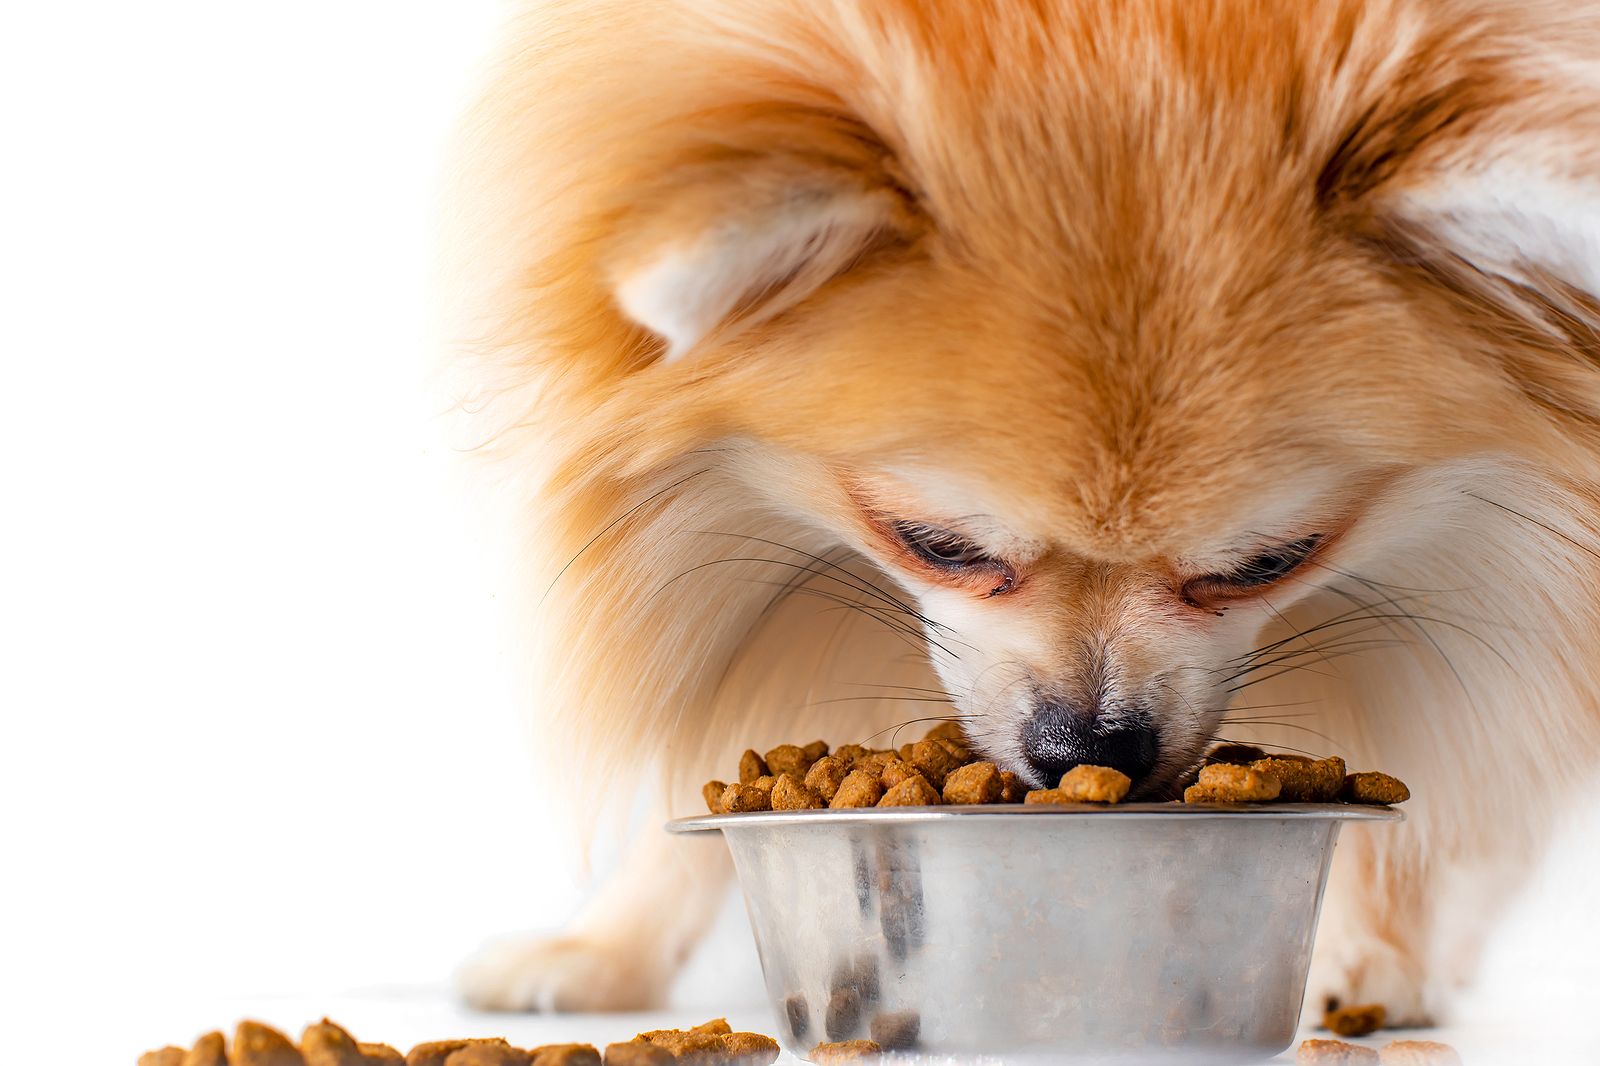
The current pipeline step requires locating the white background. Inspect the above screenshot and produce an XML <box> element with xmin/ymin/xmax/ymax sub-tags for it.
<box><xmin>2</xmin><ymin>2</ymin><xmax>1596</xmax><ymax>1062</ymax></box>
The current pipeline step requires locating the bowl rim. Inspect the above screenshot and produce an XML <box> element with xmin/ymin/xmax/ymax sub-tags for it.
<box><xmin>667</xmin><ymin>801</ymin><xmax>1404</xmax><ymax>833</ymax></box>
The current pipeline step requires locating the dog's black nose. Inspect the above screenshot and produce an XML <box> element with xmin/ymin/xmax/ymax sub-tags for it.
<box><xmin>1022</xmin><ymin>699</ymin><xmax>1159</xmax><ymax>786</ymax></box>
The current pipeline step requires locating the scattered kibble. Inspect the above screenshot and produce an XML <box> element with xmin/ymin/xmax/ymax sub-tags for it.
<box><xmin>1298</xmin><ymin>1039</ymin><xmax>1379</xmax><ymax>1065</ymax></box>
<box><xmin>1378</xmin><ymin>1040</ymin><xmax>1462</xmax><ymax>1065</ymax></box>
<box><xmin>138</xmin><ymin>1020</ymin><xmax>778</xmax><ymax>1066</ymax></box>
<box><xmin>809</xmin><ymin>1039</ymin><xmax>882</xmax><ymax>1063</ymax></box>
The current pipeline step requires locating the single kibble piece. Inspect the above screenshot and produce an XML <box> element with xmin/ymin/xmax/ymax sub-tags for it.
<box><xmin>878</xmin><ymin>758</ymin><xmax>926</xmax><ymax>789</ymax></box>
<box><xmin>140</xmin><ymin>1049</ymin><xmax>187</xmax><ymax>1066</ymax></box>
<box><xmin>802</xmin><ymin>739</ymin><xmax>830</xmax><ymax>762</ymax></box>
<box><xmin>702</xmin><ymin>780</ymin><xmax>728</xmax><ymax>814</ymax></box>
<box><xmin>943</xmin><ymin>760</ymin><xmax>1003</xmax><ymax>804</ymax></box>
<box><xmin>1184</xmin><ymin>763</ymin><xmax>1282</xmax><ymax>803</ymax></box>
<box><xmin>1324</xmin><ymin>1003</ymin><xmax>1386</xmax><ymax>1037</ymax></box>
<box><xmin>303</xmin><ymin>1018</ymin><xmax>366</xmax><ymax>1065</ymax></box>
<box><xmin>1378</xmin><ymin>1040</ymin><xmax>1462</xmax><ymax>1066</ymax></box>
<box><xmin>601</xmin><ymin>1043</ymin><xmax>673</xmax><ymax>1066</ymax></box>
<box><xmin>409</xmin><ymin>1041</ymin><xmax>507</xmax><ymax>1066</ymax></box>
<box><xmin>234</xmin><ymin>1021</ymin><xmax>307</xmax><ymax>1066</ymax></box>
<box><xmin>445</xmin><ymin>1044</ymin><xmax>532</xmax><ymax>1066</ymax></box>
<box><xmin>1341</xmin><ymin>772</ymin><xmax>1410</xmax><ymax>805</ymax></box>
<box><xmin>909</xmin><ymin>738</ymin><xmax>962</xmax><ymax>788</ymax></box>
<box><xmin>825</xmin><ymin>987</ymin><xmax>863</xmax><ymax>1041</ymax></box>
<box><xmin>830</xmin><ymin>954</ymin><xmax>879</xmax><ymax>1005</ymax></box>
<box><xmin>805</xmin><ymin>755</ymin><xmax>849</xmax><ymax>800</ymax></box>
<box><xmin>1024</xmin><ymin>787</ymin><xmax>1072</xmax><ymax>805</ymax></box>
<box><xmin>1298</xmin><ymin>1040</ymin><xmax>1379</xmax><ymax>1065</ymax></box>
<box><xmin>766</xmin><ymin>743</ymin><xmax>814</xmax><ymax>777</ymax></box>
<box><xmin>721</xmin><ymin>1031</ymin><xmax>781</xmax><ymax>1064</ymax></box>
<box><xmin>877</xmin><ymin>774</ymin><xmax>942</xmax><ymax>807</ymax></box>
<box><xmin>924</xmin><ymin>721</ymin><xmax>967</xmax><ymax>744</ymax></box>
<box><xmin>853</xmin><ymin>751</ymin><xmax>897</xmax><ymax>778</ymax></box>
<box><xmin>750</xmin><ymin>774</ymin><xmax>778</xmax><ymax>795</ymax></box>
<box><xmin>634</xmin><ymin>1020</ymin><xmax>727</xmax><ymax>1059</ymax></box>
<box><xmin>1057</xmin><ymin>764</ymin><xmax>1132</xmax><ymax>804</ymax></box>
<box><xmin>833</xmin><ymin>744</ymin><xmax>868</xmax><ymax>766</ymax></box>
<box><xmin>1253</xmin><ymin>756</ymin><xmax>1345</xmax><ymax>802</ymax></box>
<box><xmin>184</xmin><ymin>1032</ymin><xmax>229</xmax><ymax>1066</ymax></box>
<box><xmin>406</xmin><ymin>1040</ymin><xmax>475</xmax><ymax>1066</ymax></box>
<box><xmin>772</xmin><ymin>773</ymin><xmax>825</xmax><ymax>810</ymax></box>
<box><xmin>721</xmin><ymin>782</ymin><xmax>772</xmax><ymax>812</ymax></box>
<box><xmin>830</xmin><ymin>769</ymin><xmax>884</xmax><ymax>808</ymax></box>
<box><xmin>868</xmin><ymin>1011</ymin><xmax>920</xmax><ymax>1050</ymax></box>
<box><xmin>786</xmin><ymin>994</ymin><xmax>811</xmax><ymax>1042</ymax></box>
<box><xmin>528</xmin><ymin>1043</ymin><xmax>599</xmax><ymax>1066</ymax></box>
<box><xmin>897</xmin><ymin>742</ymin><xmax>916</xmax><ymax>763</ymax></box>
<box><xmin>810</xmin><ymin>1039</ymin><xmax>882</xmax><ymax>1063</ymax></box>
<box><xmin>1206</xmin><ymin>743</ymin><xmax>1267</xmax><ymax>765</ymax></box>
<box><xmin>739</xmin><ymin>749</ymin><xmax>767</xmax><ymax>784</ymax></box>
<box><xmin>999</xmin><ymin>770</ymin><xmax>1025</xmax><ymax>802</ymax></box>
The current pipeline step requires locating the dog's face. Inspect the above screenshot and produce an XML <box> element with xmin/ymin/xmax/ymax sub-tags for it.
<box><xmin>682</xmin><ymin>213</ymin><xmax>1517</xmax><ymax>794</ymax></box>
<box><xmin>563</xmin><ymin>0</ymin><xmax>1596</xmax><ymax>792</ymax></box>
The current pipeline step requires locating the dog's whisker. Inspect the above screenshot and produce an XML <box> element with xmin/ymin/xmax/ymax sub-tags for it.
<box><xmin>1218</xmin><ymin>719</ymin><xmax>1345</xmax><ymax>746</ymax></box>
<box><xmin>651</xmin><ymin>556</ymin><xmax>970</xmax><ymax>661</ymax></box>
<box><xmin>1225</xmin><ymin>634</ymin><xmax>1414</xmax><ymax>677</ymax></box>
<box><xmin>684</xmin><ymin>529</ymin><xmax>948</xmax><ymax>631</ymax></box>
<box><xmin>541</xmin><ymin>467</ymin><xmax>713</xmax><ymax>605</ymax></box>
<box><xmin>810</xmin><ymin>695</ymin><xmax>956</xmax><ymax>706</ymax></box>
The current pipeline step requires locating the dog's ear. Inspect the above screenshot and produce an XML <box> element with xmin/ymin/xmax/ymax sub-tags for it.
<box><xmin>607</xmin><ymin>160</ymin><xmax>910</xmax><ymax>363</ymax></box>
<box><xmin>1316</xmin><ymin>23</ymin><xmax>1600</xmax><ymax>423</ymax></box>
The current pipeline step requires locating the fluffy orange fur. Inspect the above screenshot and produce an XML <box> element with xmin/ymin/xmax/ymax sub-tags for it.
<box><xmin>449</xmin><ymin>0</ymin><xmax>1600</xmax><ymax>1022</ymax></box>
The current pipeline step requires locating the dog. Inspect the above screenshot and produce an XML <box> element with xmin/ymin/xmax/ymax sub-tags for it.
<box><xmin>448</xmin><ymin>0</ymin><xmax>1600</xmax><ymax>1026</ymax></box>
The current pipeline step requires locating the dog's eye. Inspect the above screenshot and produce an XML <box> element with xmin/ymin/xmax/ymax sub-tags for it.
<box><xmin>1226</xmin><ymin>535</ymin><xmax>1324</xmax><ymax>586</ymax></box>
<box><xmin>1185</xmin><ymin>535</ymin><xmax>1323</xmax><ymax>604</ymax></box>
<box><xmin>891</xmin><ymin>521</ymin><xmax>993</xmax><ymax>568</ymax></box>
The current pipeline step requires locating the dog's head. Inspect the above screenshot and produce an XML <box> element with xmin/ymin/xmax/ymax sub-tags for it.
<box><xmin>475</xmin><ymin>0</ymin><xmax>1600</xmax><ymax>793</ymax></box>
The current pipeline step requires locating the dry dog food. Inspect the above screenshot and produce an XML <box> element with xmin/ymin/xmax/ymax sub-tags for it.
<box><xmin>941</xmin><ymin>760</ymin><xmax>1002</xmax><ymax>804</ymax></box>
<box><xmin>1378</xmin><ymin>1040</ymin><xmax>1463</xmax><ymax>1065</ymax></box>
<box><xmin>140</xmin><ymin>1020</ymin><xmax>778</xmax><ymax>1066</ymax></box>
<box><xmin>808</xmin><ymin>1040</ymin><xmax>882</xmax><ymax>1063</ymax></box>
<box><xmin>1251</xmin><ymin>756</ymin><xmax>1345</xmax><ymax>802</ymax></box>
<box><xmin>302</xmin><ymin>1020</ymin><xmax>405</xmax><ymax>1065</ymax></box>
<box><xmin>867</xmin><ymin>1011</ymin><xmax>919</xmax><ymax>1051</ymax></box>
<box><xmin>1298</xmin><ymin>1040</ymin><xmax>1379</xmax><ymax>1065</ymax></box>
<box><xmin>1324</xmin><ymin>1003</ymin><xmax>1387</xmax><ymax>1038</ymax></box>
<box><xmin>1341</xmin><ymin>772</ymin><xmax>1411</xmax><ymax>805</ymax></box>
<box><xmin>600</xmin><ymin>1045</ymin><xmax>673</xmax><ymax>1066</ymax></box>
<box><xmin>702</xmin><ymin>727</ymin><xmax>1408</xmax><ymax>813</ymax></box>
<box><xmin>1056</xmin><ymin>764</ymin><xmax>1132</xmax><ymax>803</ymax></box>
<box><xmin>1183</xmin><ymin>763</ymin><xmax>1282</xmax><ymax>803</ymax></box>
<box><xmin>1299</xmin><ymin>1033</ymin><xmax>1462</xmax><ymax>1065</ymax></box>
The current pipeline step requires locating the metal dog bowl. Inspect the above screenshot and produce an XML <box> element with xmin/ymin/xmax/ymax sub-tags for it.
<box><xmin>669</xmin><ymin>803</ymin><xmax>1400</xmax><ymax>1063</ymax></box>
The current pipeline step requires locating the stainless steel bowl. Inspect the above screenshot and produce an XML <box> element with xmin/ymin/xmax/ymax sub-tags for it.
<box><xmin>669</xmin><ymin>803</ymin><xmax>1400</xmax><ymax>1064</ymax></box>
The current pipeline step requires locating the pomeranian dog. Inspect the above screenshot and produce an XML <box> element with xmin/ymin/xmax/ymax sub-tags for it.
<box><xmin>449</xmin><ymin>0</ymin><xmax>1600</xmax><ymax>1027</ymax></box>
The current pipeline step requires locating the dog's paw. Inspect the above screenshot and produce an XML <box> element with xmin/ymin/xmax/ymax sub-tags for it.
<box><xmin>458</xmin><ymin>934</ymin><xmax>668</xmax><ymax>1012</ymax></box>
<box><xmin>1306</xmin><ymin>937</ymin><xmax>1433</xmax><ymax>1029</ymax></box>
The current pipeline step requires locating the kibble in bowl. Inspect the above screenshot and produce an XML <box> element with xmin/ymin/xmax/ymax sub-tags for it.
<box><xmin>675</xmin><ymin>750</ymin><xmax>1402</xmax><ymax>1061</ymax></box>
<box><xmin>701</xmin><ymin>728</ymin><xmax>1407</xmax><ymax>816</ymax></box>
